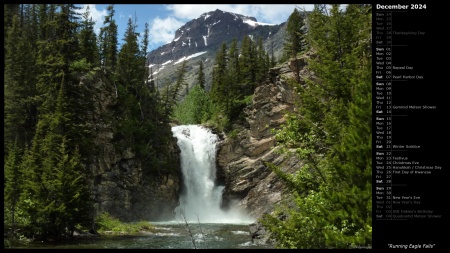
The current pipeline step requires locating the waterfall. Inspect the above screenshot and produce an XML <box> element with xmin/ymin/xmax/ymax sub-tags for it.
<box><xmin>172</xmin><ymin>125</ymin><xmax>253</xmax><ymax>223</ymax></box>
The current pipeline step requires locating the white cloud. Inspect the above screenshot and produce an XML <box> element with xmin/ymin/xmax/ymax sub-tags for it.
<box><xmin>144</xmin><ymin>4</ymin><xmax>316</xmax><ymax>50</ymax></box>
<box><xmin>149</xmin><ymin>16</ymin><xmax>184</xmax><ymax>47</ymax></box>
<box><xmin>165</xmin><ymin>4</ymin><xmax>314</xmax><ymax>25</ymax></box>
<box><xmin>79</xmin><ymin>4</ymin><xmax>108</xmax><ymax>35</ymax></box>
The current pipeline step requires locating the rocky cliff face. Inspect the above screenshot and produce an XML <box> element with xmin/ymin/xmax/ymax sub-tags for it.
<box><xmin>147</xmin><ymin>9</ymin><xmax>283</xmax><ymax>66</ymax></box>
<box><xmin>217</xmin><ymin>56</ymin><xmax>313</xmax><ymax>220</ymax></box>
<box><xmin>81</xmin><ymin>70</ymin><xmax>181</xmax><ymax>222</ymax></box>
<box><xmin>146</xmin><ymin>9</ymin><xmax>286</xmax><ymax>93</ymax></box>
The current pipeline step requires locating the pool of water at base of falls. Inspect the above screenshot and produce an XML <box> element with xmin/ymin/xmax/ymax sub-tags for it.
<box><xmin>12</xmin><ymin>221</ymin><xmax>274</xmax><ymax>249</ymax></box>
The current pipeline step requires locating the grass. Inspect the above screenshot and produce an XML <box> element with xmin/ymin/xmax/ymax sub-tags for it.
<box><xmin>96</xmin><ymin>212</ymin><xmax>156</xmax><ymax>235</ymax></box>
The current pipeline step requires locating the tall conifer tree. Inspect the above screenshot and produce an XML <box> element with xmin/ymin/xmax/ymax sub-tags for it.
<box><xmin>99</xmin><ymin>5</ymin><xmax>118</xmax><ymax>73</ymax></box>
<box><xmin>262</xmin><ymin>4</ymin><xmax>372</xmax><ymax>248</ymax></box>
<box><xmin>197</xmin><ymin>60</ymin><xmax>206</xmax><ymax>90</ymax></box>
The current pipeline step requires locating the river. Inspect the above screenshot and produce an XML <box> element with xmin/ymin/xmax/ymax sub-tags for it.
<box><xmin>11</xmin><ymin>125</ymin><xmax>272</xmax><ymax>249</ymax></box>
<box><xmin>13</xmin><ymin>221</ymin><xmax>273</xmax><ymax>249</ymax></box>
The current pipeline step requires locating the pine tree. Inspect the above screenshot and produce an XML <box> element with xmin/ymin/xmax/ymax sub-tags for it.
<box><xmin>270</xmin><ymin>40</ymin><xmax>277</xmax><ymax>67</ymax></box>
<box><xmin>4</xmin><ymin>4</ymin><xmax>20</xmax><ymax>62</ymax></box>
<box><xmin>239</xmin><ymin>35</ymin><xmax>256</xmax><ymax>95</ymax></box>
<box><xmin>79</xmin><ymin>5</ymin><xmax>99</xmax><ymax>66</ymax></box>
<box><xmin>210</xmin><ymin>42</ymin><xmax>228</xmax><ymax>108</ymax></box>
<box><xmin>141</xmin><ymin>22</ymin><xmax>150</xmax><ymax>83</ymax></box>
<box><xmin>284</xmin><ymin>7</ymin><xmax>307</xmax><ymax>82</ymax></box>
<box><xmin>225</xmin><ymin>38</ymin><xmax>240</xmax><ymax>117</ymax></box>
<box><xmin>117</xmin><ymin>17</ymin><xmax>142</xmax><ymax>94</ymax></box>
<box><xmin>320</xmin><ymin>4</ymin><xmax>373</xmax><ymax>247</ymax></box>
<box><xmin>4</xmin><ymin>4</ymin><xmax>20</xmax><ymax>34</ymax></box>
<box><xmin>19</xmin><ymin>79</ymin><xmax>93</xmax><ymax>240</ymax></box>
<box><xmin>54</xmin><ymin>140</ymin><xmax>92</xmax><ymax>238</ymax></box>
<box><xmin>255</xmin><ymin>36</ymin><xmax>267</xmax><ymax>84</ymax></box>
<box><xmin>12</xmin><ymin>5</ymin><xmax>96</xmax><ymax>240</ymax></box>
<box><xmin>172</xmin><ymin>60</ymin><xmax>188</xmax><ymax>104</ymax></box>
<box><xmin>4</xmin><ymin>141</ymin><xmax>24</xmax><ymax>233</ymax></box>
<box><xmin>148</xmin><ymin>67</ymin><xmax>156</xmax><ymax>92</ymax></box>
<box><xmin>4</xmin><ymin>13</ymin><xmax>37</xmax><ymax>149</ymax></box>
<box><xmin>197</xmin><ymin>60</ymin><xmax>206</xmax><ymax>90</ymax></box>
<box><xmin>284</xmin><ymin>8</ymin><xmax>307</xmax><ymax>59</ymax></box>
<box><xmin>262</xmin><ymin>4</ymin><xmax>372</xmax><ymax>249</ymax></box>
<box><xmin>99</xmin><ymin>4</ymin><xmax>118</xmax><ymax>73</ymax></box>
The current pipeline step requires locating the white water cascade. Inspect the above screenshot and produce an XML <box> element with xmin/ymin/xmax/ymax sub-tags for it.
<box><xmin>172</xmin><ymin>125</ymin><xmax>253</xmax><ymax>223</ymax></box>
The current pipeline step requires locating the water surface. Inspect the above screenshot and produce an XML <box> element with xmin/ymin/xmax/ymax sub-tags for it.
<box><xmin>14</xmin><ymin>222</ymin><xmax>273</xmax><ymax>249</ymax></box>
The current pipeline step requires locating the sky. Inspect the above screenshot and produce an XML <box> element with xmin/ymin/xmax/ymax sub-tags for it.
<box><xmin>77</xmin><ymin>4</ymin><xmax>315</xmax><ymax>52</ymax></box>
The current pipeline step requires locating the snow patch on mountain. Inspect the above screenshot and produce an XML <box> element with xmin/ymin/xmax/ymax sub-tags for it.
<box><xmin>173</xmin><ymin>51</ymin><xmax>207</xmax><ymax>65</ymax></box>
<box><xmin>243</xmin><ymin>18</ymin><xmax>275</xmax><ymax>27</ymax></box>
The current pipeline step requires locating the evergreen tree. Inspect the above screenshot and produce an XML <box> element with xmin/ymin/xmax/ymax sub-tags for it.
<box><xmin>172</xmin><ymin>60</ymin><xmax>188</xmax><ymax>104</ymax></box>
<box><xmin>4</xmin><ymin>4</ymin><xmax>20</xmax><ymax>36</ymax></box>
<box><xmin>284</xmin><ymin>7</ymin><xmax>307</xmax><ymax>82</ymax></box>
<box><xmin>4</xmin><ymin>141</ymin><xmax>24</xmax><ymax>233</ymax></box>
<box><xmin>117</xmin><ymin>17</ymin><xmax>141</xmax><ymax>94</ymax></box>
<box><xmin>226</xmin><ymin>38</ymin><xmax>241</xmax><ymax>117</ymax></box>
<box><xmin>37</xmin><ymin>4</ymin><xmax>47</xmax><ymax>39</ymax></box>
<box><xmin>35</xmin><ymin>4</ymin><xmax>80</xmax><ymax>116</ymax></box>
<box><xmin>79</xmin><ymin>5</ymin><xmax>99</xmax><ymax>66</ymax></box>
<box><xmin>19</xmin><ymin>79</ymin><xmax>93</xmax><ymax>240</ymax></box>
<box><xmin>148</xmin><ymin>67</ymin><xmax>156</xmax><ymax>92</ymax></box>
<box><xmin>255</xmin><ymin>37</ymin><xmax>267</xmax><ymax>84</ymax></box>
<box><xmin>9</xmin><ymin>5</ymin><xmax>97</xmax><ymax>240</ymax></box>
<box><xmin>141</xmin><ymin>22</ymin><xmax>150</xmax><ymax>84</ymax></box>
<box><xmin>197</xmin><ymin>60</ymin><xmax>206</xmax><ymax>90</ymax></box>
<box><xmin>284</xmin><ymin>8</ymin><xmax>307</xmax><ymax>59</ymax></box>
<box><xmin>270</xmin><ymin>40</ymin><xmax>277</xmax><ymax>67</ymax></box>
<box><xmin>4</xmin><ymin>13</ymin><xmax>37</xmax><ymax>149</ymax></box>
<box><xmin>261</xmin><ymin>4</ymin><xmax>372</xmax><ymax>249</ymax></box>
<box><xmin>210</xmin><ymin>42</ymin><xmax>228</xmax><ymax>107</ymax></box>
<box><xmin>99</xmin><ymin>4</ymin><xmax>118</xmax><ymax>73</ymax></box>
<box><xmin>265</xmin><ymin>52</ymin><xmax>270</xmax><ymax>73</ymax></box>
<box><xmin>238</xmin><ymin>35</ymin><xmax>256</xmax><ymax>95</ymax></box>
<box><xmin>227</xmin><ymin>38</ymin><xmax>240</xmax><ymax>86</ymax></box>
<box><xmin>4</xmin><ymin>4</ymin><xmax>20</xmax><ymax>62</ymax></box>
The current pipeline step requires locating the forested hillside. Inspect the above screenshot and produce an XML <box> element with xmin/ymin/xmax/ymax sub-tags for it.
<box><xmin>4</xmin><ymin>4</ymin><xmax>180</xmax><ymax>241</ymax></box>
<box><xmin>261</xmin><ymin>5</ymin><xmax>372</xmax><ymax>248</ymax></box>
<box><xmin>4</xmin><ymin>4</ymin><xmax>372</xmax><ymax>249</ymax></box>
<box><xmin>171</xmin><ymin>4</ymin><xmax>372</xmax><ymax>249</ymax></box>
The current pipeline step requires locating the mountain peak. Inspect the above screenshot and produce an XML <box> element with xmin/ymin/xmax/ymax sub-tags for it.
<box><xmin>146</xmin><ymin>9</ymin><xmax>285</xmax><ymax>90</ymax></box>
<box><xmin>200</xmin><ymin>9</ymin><xmax>258</xmax><ymax>23</ymax></box>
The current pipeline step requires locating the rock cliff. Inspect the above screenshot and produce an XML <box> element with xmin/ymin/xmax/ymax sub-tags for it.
<box><xmin>217</xmin><ymin>56</ymin><xmax>313</xmax><ymax>219</ymax></box>
<box><xmin>146</xmin><ymin>9</ymin><xmax>286</xmax><ymax>93</ymax></box>
<box><xmin>80</xmin><ymin>70</ymin><xmax>181</xmax><ymax>222</ymax></box>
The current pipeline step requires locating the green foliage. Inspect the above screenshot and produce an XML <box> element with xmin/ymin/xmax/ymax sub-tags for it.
<box><xmin>4</xmin><ymin>142</ymin><xmax>24</xmax><ymax>231</ymax></box>
<box><xmin>208</xmin><ymin>35</ymin><xmax>269</xmax><ymax>128</ymax></box>
<box><xmin>206</xmin><ymin>104</ymin><xmax>231</xmax><ymax>133</ymax></box>
<box><xmin>197</xmin><ymin>60</ymin><xmax>206</xmax><ymax>90</ymax></box>
<box><xmin>284</xmin><ymin>8</ymin><xmax>307</xmax><ymax>60</ymax></box>
<box><xmin>261</xmin><ymin>190</ymin><xmax>329</xmax><ymax>248</ymax></box>
<box><xmin>4</xmin><ymin>4</ymin><xmax>178</xmax><ymax>242</ymax></box>
<box><xmin>18</xmin><ymin>132</ymin><xmax>92</xmax><ymax>240</ymax></box>
<box><xmin>95</xmin><ymin>212</ymin><xmax>155</xmax><ymax>235</ymax></box>
<box><xmin>283</xmin><ymin>7</ymin><xmax>307</xmax><ymax>82</ymax></box>
<box><xmin>228</xmin><ymin>129</ymin><xmax>239</xmax><ymax>139</ymax></box>
<box><xmin>78</xmin><ymin>5</ymin><xmax>99</xmax><ymax>66</ymax></box>
<box><xmin>172</xmin><ymin>84</ymin><xmax>212</xmax><ymax>125</ymax></box>
<box><xmin>99</xmin><ymin>4</ymin><xmax>118</xmax><ymax>72</ymax></box>
<box><xmin>4</xmin><ymin>10</ymin><xmax>38</xmax><ymax>149</ymax></box>
<box><xmin>262</xmin><ymin>4</ymin><xmax>372</xmax><ymax>249</ymax></box>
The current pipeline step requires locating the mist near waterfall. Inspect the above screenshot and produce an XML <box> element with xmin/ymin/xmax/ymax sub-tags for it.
<box><xmin>172</xmin><ymin>125</ymin><xmax>254</xmax><ymax>224</ymax></box>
